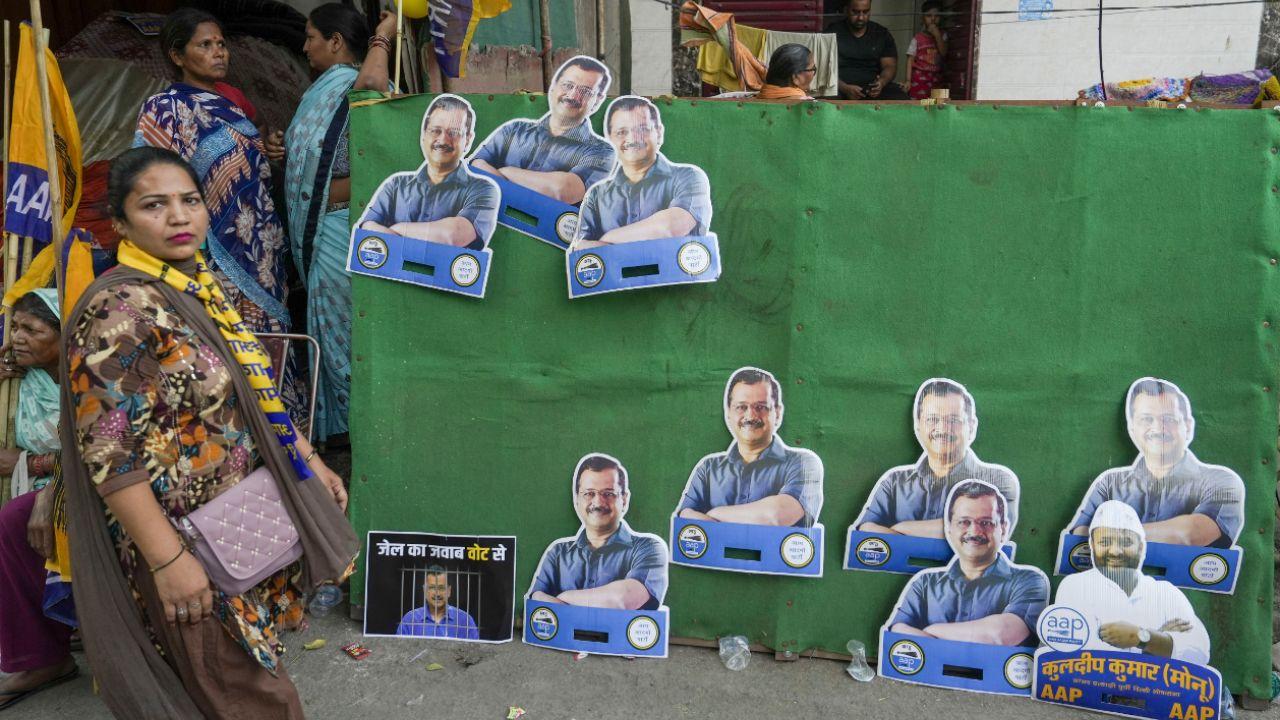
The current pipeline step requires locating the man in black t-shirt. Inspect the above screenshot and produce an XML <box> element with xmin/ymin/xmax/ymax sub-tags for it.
<box><xmin>826</xmin><ymin>0</ymin><xmax>909</xmax><ymax>100</ymax></box>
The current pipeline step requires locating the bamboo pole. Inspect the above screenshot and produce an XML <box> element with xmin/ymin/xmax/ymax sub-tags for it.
<box><xmin>539</xmin><ymin>0</ymin><xmax>553</xmax><ymax>88</ymax></box>
<box><xmin>596</xmin><ymin>0</ymin><xmax>606</xmax><ymax>61</ymax></box>
<box><xmin>0</xmin><ymin>22</ymin><xmax>13</xmax><ymax>502</ymax></box>
<box><xmin>29</xmin><ymin>4</ymin><xmax>63</xmax><ymax>311</ymax></box>
<box><xmin>394</xmin><ymin>0</ymin><xmax>403</xmax><ymax>93</ymax></box>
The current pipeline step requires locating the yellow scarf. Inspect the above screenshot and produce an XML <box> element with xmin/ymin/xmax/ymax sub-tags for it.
<box><xmin>116</xmin><ymin>240</ymin><xmax>312</xmax><ymax>480</ymax></box>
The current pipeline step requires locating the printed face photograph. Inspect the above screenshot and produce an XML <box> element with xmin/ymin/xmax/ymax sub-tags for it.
<box><xmin>608</xmin><ymin>104</ymin><xmax>662</xmax><ymax>167</ymax></box>
<box><xmin>726</xmin><ymin>380</ymin><xmax>782</xmax><ymax>447</ymax></box>
<box><xmin>575</xmin><ymin>464</ymin><xmax>629</xmax><ymax>533</ymax></box>
<box><xmin>421</xmin><ymin>105</ymin><xmax>472</xmax><ymax>168</ymax></box>
<box><xmin>550</xmin><ymin>63</ymin><xmax>606</xmax><ymax>124</ymax></box>
<box><xmin>914</xmin><ymin>390</ymin><xmax>974</xmax><ymax>463</ymax></box>
<box><xmin>945</xmin><ymin>491</ymin><xmax>1006</xmax><ymax>564</ymax></box>
<box><xmin>1127</xmin><ymin>391</ymin><xmax>1191</xmax><ymax>465</ymax></box>
<box><xmin>1090</xmin><ymin>525</ymin><xmax>1142</xmax><ymax>573</ymax></box>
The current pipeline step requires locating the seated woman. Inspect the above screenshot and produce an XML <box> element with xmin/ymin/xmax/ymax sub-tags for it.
<box><xmin>0</xmin><ymin>289</ymin><xmax>77</xmax><ymax>711</ymax></box>
<box><xmin>758</xmin><ymin>43</ymin><xmax>817</xmax><ymax>100</ymax></box>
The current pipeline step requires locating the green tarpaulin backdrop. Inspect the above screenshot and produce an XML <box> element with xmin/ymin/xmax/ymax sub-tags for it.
<box><xmin>347</xmin><ymin>93</ymin><xmax>1278</xmax><ymax>701</ymax></box>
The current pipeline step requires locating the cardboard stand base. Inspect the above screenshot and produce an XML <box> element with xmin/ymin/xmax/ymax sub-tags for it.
<box><xmin>669</xmin><ymin>517</ymin><xmax>823</xmax><ymax>577</ymax></box>
<box><xmin>473</xmin><ymin>169</ymin><xmax>578</xmax><ymax>250</ymax></box>
<box><xmin>844</xmin><ymin>529</ymin><xmax>1017</xmax><ymax>574</ymax></box>
<box><xmin>879</xmin><ymin>630</ymin><xmax>1036</xmax><ymax>696</ymax></box>
<box><xmin>568</xmin><ymin>235</ymin><xmax>721</xmax><ymax>298</ymax></box>
<box><xmin>348</xmin><ymin>228</ymin><xmax>491</xmax><ymax>298</ymax></box>
<box><xmin>1055</xmin><ymin>532</ymin><xmax>1241</xmax><ymax>594</ymax></box>
<box><xmin>522</xmin><ymin>600</ymin><xmax>669</xmax><ymax>657</ymax></box>
<box><xmin>1033</xmin><ymin>648</ymin><xmax>1223</xmax><ymax>720</ymax></box>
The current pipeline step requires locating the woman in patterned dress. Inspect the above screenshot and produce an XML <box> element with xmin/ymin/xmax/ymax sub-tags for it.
<box><xmin>62</xmin><ymin>147</ymin><xmax>356</xmax><ymax>718</ymax></box>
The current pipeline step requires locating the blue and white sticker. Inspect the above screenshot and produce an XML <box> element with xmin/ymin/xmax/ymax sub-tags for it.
<box><xmin>855</xmin><ymin>537</ymin><xmax>891</xmax><ymax>567</ymax></box>
<box><xmin>676</xmin><ymin>524</ymin><xmax>708</xmax><ymax>560</ymax></box>
<box><xmin>626</xmin><ymin>615</ymin><xmax>660</xmax><ymax>651</ymax></box>
<box><xmin>677</xmin><ymin>240</ymin><xmax>712</xmax><ymax>275</ymax></box>
<box><xmin>1037</xmin><ymin>605</ymin><xmax>1090</xmax><ymax>653</ymax></box>
<box><xmin>1003</xmin><ymin>652</ymin><xmax>1033</xmax><ymax>689</ymax></box>
<box><xmin>529</xmin><ymin>606</ymin><xmax>558</xmax><ymax>641</ymax></box>
<box><xmin>574</xmin><ymin>253</ymin><xmax>605</xmax><ymax>288</ymax></box>
<box><xmin>450</xmin><ymin>253</ymin><xmax>482</xmax><ymax>287</ymax></box>
<box><xmin>356</xmin><ymin>235</ymin><xmax>389</xmax><ymax>270</ymax></box>
<box><xmin>1190</xmin><ymin>553</ymin><xmax>1228</xmax><ymax>585</ymax></box>
<box><xmin>1067</xmin><ymin>540</ymin><xmax>1092</xmax><ymax>572</ymax></box>
<box><xmin>888</xmin><ymin>639</ymin><xmax>925</xmax><ymax>675</ymax></box>
<box><xmin>780</xmin><ymin>533</ymin><xmax>816</xmax><ymax>568</ymax></box>
<box><xmin>555</xmin><ymin>212</ymin><xmax>579</xmax><ymax>245</ymax></box>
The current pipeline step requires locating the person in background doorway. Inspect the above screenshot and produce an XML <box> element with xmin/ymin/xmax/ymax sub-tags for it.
<box><xmin>906</xmin><ymin>0</ymin><xmax>948</xmax><ymax>99</ymax></box>
<box><xmin>828</xmin><ymin>0</ymin><xmax>910</xmax><ymax>100</ymax></box>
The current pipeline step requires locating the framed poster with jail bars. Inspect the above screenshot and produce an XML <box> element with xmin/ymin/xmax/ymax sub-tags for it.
<box><xmin>363</xmin><ymin>530</ymin><xmax>516</xmax><ymax>643</ymax></box>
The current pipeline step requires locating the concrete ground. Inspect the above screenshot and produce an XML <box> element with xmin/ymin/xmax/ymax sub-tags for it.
<box><xmin>11</xmin><ymin>606</ymin><xmax>1280</xmax><ymax>720</ymax></box>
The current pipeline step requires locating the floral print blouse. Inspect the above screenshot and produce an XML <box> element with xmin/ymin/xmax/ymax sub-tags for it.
<box><xmin>68</xmin><ymin>281</ymin><xmax>302</xmax><ymax>674</ymax></box>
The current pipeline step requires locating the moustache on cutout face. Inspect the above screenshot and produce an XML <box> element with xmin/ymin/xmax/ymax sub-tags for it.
<box><xmin>960</xmin><ymin>534</ymin><xmax>990</xmax><ymax>546</ymax></box>
<box><xmin>431</xmin><ymin>142</ymin><xmax>455</xmax><ymax>153</ymax></box>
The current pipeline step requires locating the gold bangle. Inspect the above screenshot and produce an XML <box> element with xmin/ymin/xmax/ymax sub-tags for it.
<box><xmin>150</xmin><ymin>544</ymin><xmax>186</xmax><ymax>574</ymax></box>
<box><xmin>305</xmin><ymin>449</ymin><xmax>319</xmax><ymax>464</ymax></box>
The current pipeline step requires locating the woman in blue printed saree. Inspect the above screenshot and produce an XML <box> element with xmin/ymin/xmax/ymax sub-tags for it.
<box><xmin>134</xmin><ymin>9</ymin><xmax>306</xmax><ymax>417</ymax></box>
<box><xmin>265</xmin><ymin>4</ymin><xmax>394</xmax><ymax>442</ymax></box>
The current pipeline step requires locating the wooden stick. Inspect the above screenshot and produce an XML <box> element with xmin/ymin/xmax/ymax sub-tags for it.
<box><xmin>539</xmin><ymin>0</ymin><xmax>553</xmax><ymax>88</ymax></box>
<box><xmin>0</xmin><ymin>24</ymin><xmax>14</xmax><ymax>488</ymax></box>
<box><xmin>394</xmin><ymin>0</ymin><xmax>403</xmax><ymax>93</ymax></box>
<box><xmin>29</xmin><ymin>1</ymin><xmax>65</xmax><ymax>313</ymax></box>
<box><xmin>596</xmin><ymin>0</ymin><xmax>606</xmax><ymax>61</ymax></box>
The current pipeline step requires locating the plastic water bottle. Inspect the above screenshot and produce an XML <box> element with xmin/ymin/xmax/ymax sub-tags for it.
<box><xmin>308</xmin><ymin>585</ymin><xmax>342</xmax><ymax>617</ymax></box>
<box><xmin>718</xmin><ymin>635</ymin><xmax>750</xmax><ymax>671</ymax></box>
<box><xmin>845</xmin><ymin>639</ymin><xmax>875</xmax><ymax>682</ymax></box>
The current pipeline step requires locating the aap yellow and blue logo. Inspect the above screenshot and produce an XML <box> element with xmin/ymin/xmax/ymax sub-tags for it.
<box><xmin>574</xmin><ymin>254</ymin><xmax>605</xmax><ymax>288</ymax></box>
<box><xmin>529</xmin><ymin>606</ymin><xmax>559</xmax><ymax>641</ymax></box>
<box><xmin>677</xmin><ymin>524</ymin><xmax>708</xmax><ymax>559</ymax></box>
<box><xmin>888</xmin><ymin>639</ymin><xmax>925</xmax><ymax>675</ymax></box>
<box><xmin>356</xmin><ymin>236</ymin><xmax>389</xmax><ymax>270</ymax></box>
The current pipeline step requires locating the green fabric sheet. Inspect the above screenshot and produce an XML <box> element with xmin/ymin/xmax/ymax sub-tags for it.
<box><xmin>348</xmin><ymin>93</ymin><xmax>1278</xmax><ymax>701</ymax></box>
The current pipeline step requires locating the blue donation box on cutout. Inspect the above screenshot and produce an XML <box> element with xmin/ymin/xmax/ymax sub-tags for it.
<box><xmin>568</xmin><ymin>235</ymin><xmax>721</xmax><ymax>298</ymax></box>
<box><xmin>1055</xmin><ymin>532</ymin><xmax>1241</xmax><ymax>594</ymax></box>
<box><xmin>845</xmin><ymin>530</ymin><xmax>1016</xmax><ymax>574</ymax></box>
<box><xmin>669</xmin><ymin>517</ymin><xmax>824</xmax><ymax>577</ymax></box>
<box><xmin>347</xmin><ymin>228</ymin><xmax>492</xmax><ymax>298</ymax></box>
<box><xmin>1033</xmin><ymin>649</ymin><xmax>1222</xmax><ymax>720</ymax></box>
<box><xmin>522</xmin><ymin>600</ymin><xmax>668</xmax><ymax>658</ymax></box>
<box><xmin>879</xmin><ymin>630</ymin><xmax>1035</xmax><ymax>696</ymax></box>
<box><xmin>474</xmin><ymin>169</ymin><xmax>579</xmax><ymax>250</ymax></box>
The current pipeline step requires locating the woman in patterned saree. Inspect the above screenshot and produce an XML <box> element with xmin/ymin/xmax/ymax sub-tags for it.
<box><xmin>265</xmin><ymin>4</ymin><xmax>394</xmax><ymax>443</ymax></box>
<box><xmin>134</xmin><ymin>8</ymin><xmax>304</xmax><ymax>417</ymax></box>
<box><xmin>63</xmin><ymin>147</ymin><xmax>357</xmax><ymax>718</ymax></box>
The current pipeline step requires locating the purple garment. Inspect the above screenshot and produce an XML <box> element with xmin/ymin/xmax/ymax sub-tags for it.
<box><xmin>0</xmin><ymin>491</ymin><xmax>72</xmax><ymax>672</ymax></box>
<box><xmin>1189</xmin><ymin>69</ymin><xmax>1274</xmax><ymax>105</ymax></box>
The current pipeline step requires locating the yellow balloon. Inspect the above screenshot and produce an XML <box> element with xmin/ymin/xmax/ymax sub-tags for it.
<box><xmin>399</xmin><ymin>0</ymin><xmax>430</xmax><ymax>19</ymax></box>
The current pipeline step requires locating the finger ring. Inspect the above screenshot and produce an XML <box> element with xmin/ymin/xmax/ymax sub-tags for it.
<box><xmin>189</xmin><ymin>601</ymin><xmax>202</xmax><ymax>610</ymax></box>
<box><xmin>176</xmin><ymin>607</ymin><xmax>188</xmax><ymax>617</ymax></box>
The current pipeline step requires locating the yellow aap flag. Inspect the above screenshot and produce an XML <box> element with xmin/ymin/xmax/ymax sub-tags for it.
<box><xmin>4</xmin><ymin>22</ymin><xmax>82</xmax><ymax>246</ymax></box>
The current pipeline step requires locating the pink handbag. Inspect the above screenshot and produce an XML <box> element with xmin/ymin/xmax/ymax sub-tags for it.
<box><xmin>172</xmin><ymin>467</ymin><xmax>303</xmax><ymax>595</ymax></box>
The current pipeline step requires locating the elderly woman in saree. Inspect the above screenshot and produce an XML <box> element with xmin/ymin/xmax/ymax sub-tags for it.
<box><xmin>265</xmin><ymin>4</ymin><xmax>394</xmax><ymax>443</ymax></box>
<box><xmin>0</xmin><ymin>289</ymin><xmax>76</xmax><ymax>711</ymax></box>
<box><xmin>133</xmin><ymin>8</ymin><xmax>306</xmax><ymax>420</ymax></box>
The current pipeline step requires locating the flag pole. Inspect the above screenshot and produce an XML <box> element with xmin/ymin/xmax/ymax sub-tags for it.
<box><xmin>394</xmin><ymin>0</ymin><xmax>404</xmax><ymax>93</ymax></box>
<box><xmin>0</xmin><ymin>21</ymin><xmax>11</xmax><ymax>502</ymax></box>
<box><xmin>29</xmin><ymin>1</ymin><xmax>65</xmax><ymax>313</ymax></box>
